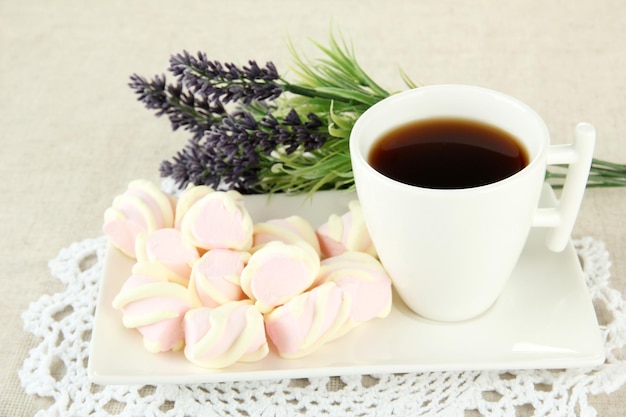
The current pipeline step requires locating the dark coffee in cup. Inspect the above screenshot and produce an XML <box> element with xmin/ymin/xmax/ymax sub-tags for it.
<box><xmin>368</xmin><ymin>117</ymin><xmax>529</xmax><ymax>189</ymax></box>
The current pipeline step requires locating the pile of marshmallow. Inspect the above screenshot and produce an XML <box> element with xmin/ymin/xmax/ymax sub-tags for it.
<box><xmin>103</xmin><ymin>179</ymin><xmax>392</xmax><ymax>369</ymax></box>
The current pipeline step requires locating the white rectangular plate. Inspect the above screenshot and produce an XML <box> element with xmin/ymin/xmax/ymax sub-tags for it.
<box><xmin>89</xmin><ymin>185</ymin><xmax>605</xmax><ymax>384</ymax></box>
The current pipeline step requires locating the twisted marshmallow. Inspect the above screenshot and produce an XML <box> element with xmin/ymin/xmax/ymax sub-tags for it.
<box><xmin>180</xmin><ymin>191</ymin><xmax>253</xmax><ymax>251</ymax></box>
<box><xmin>264</xmin><ymin>282</ymin><xmax>350</xmax><ymax>359</ymax></box>
<box><xmin>135</xmin><ymin>228</ymin><xmax>199</xmax><ymax>286</ymax></box>
<box><xmin>183</xmin><ymin>300</ymin><xmax>268</xmax><ymax>368</ymax></box>
<box><xmin>188</xmin><ymin>249</ymin><xmax>250</xmax><ymax>308</ymax></box>
<box><xmin>112</xmin><ymin>262</ymin><xmax>191</xmax><ymax>353</ymax></box>
<box><xmin>103</xmin><ymin>179</ymin><xmax>175</xmax><ymax>258</ymax></box>
<box><xmin>252</xmin><ymin>215</ymin><xmax>321</xmax><ymax>255</ymax></box>
<box><xmin>316</xmin><ymin>200</ymin><xmax>377</xmax><ymax>259</ymax></box>
<box><xmin>317</xmin><ymin>251</ymin><xmax>392</xmax><ymax>337</ymax></box>
<box><xmin>240</xmin><ymin>241</ymin><xmax>320</xmax><ymax>313</ymax></box>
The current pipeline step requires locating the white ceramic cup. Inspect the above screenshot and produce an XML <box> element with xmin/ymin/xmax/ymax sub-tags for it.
<box><xmin>350</xmin><ymin>85</ymin><xmax>595</xmax><ymax>322</ymax></box>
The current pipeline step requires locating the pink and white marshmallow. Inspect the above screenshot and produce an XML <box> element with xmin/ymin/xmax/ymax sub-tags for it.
<box><xmin>103</xmin><ymin>179</ymin><xmax>175</xmax><ymax>258</ymax></box>
<box><xmin>174</xmin><ymin>184</ymin><xmax>215</xmax><ymax>229</ymax></box>
<box><xmin>317</xmin><ymin>251</ymin><xmax>392</xmax><ymax>337</ymax></box>
<box><xmin>240</xmin><ymin>241</ymin><xmax>320</xmax><ymax>313</ymax></box>
<box><xmin>112</xmin><ymin>262</ymin><xmax>192</xmax><ymax>353</ymax></box>
<box><xmin>188</xmin><ymin>249</ymin><xmax>250</xmax><ymax>308</ymax></box>
<box><xmin>316</xmin><ymin>200</ymin><xmax>377</xmax><ymax>259</ymax></box>
<box><xmin>183</xmin><ymin>300</ymin><xmax>268</xmax><ymax>368</ymax></box>
<box><xmin>135</xmin><ymin>228</ymin><xmax>199</xmax><ymax>286</ymax></box>
<box><xmin>180</xmin><ymin>191</ymin><xmax>253</xmax><ymax>251</ymax></box>
<box><xmin>252</xmin><ymin>215</ymin><xmax>321</xmax><ymax>255</ymax></box>
<box><xmin>264</xmin><ymin>282</ymin><xmax>350</xmax><ymax>359</ymax></box>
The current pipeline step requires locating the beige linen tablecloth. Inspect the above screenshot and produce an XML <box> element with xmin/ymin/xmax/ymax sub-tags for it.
<box><xmin>1</xmin><ymin>1</ymin><xmax>625</xmax><ymax>416</ymax></box>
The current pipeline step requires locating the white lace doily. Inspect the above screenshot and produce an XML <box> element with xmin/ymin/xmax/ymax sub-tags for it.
<box><xmin>20</xmin><ymin>236</ymin><xmax>626</xmax><ymax>417</ymax></box>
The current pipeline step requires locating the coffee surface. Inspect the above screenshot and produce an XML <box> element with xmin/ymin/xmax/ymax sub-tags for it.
<box><xmin>368</xmin><ymin>118</ymin><xmax>529</xmax><ymax>189</ymax></box>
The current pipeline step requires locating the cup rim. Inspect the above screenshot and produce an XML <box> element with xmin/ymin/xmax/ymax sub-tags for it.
<box><xmin>349</xmin><ymin>84</ymin><xmax>550</xmax><ymax>194</ymax></box>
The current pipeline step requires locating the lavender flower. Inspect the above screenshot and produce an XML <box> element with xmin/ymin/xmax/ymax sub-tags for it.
<box><xmin>133</xmin><ymin>37</ymin><xmax>386</xmax><ymax>194</ymax></box>
<box><xmin>129</xmin><ymin>73</ymin><xmax>226</xmax><ymax>139</ymax></box>
<box><xmin>160</xmin><ymin>108</ymin><xmax>328</xmax><ymax>192</ymax></box>
<box><xmin>169</xmin><ymin>51</ymin><xmax>283</xmax><ymax>105</ymax></box>
<box><xmin>160</xmin><ymin>142</ymin><xmax>214</xmax><ymax>188</ymax></box>
<box><xmin>260</xmin><ymin>110</ymin><xmax>326</xmax><ymax>153</ymax></box>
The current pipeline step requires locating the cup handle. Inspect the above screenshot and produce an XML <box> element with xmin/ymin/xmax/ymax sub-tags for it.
<box><xmin>532</xmin><ymin>122</ymin><xmax>596</xmax><ymax>252</ymax></box>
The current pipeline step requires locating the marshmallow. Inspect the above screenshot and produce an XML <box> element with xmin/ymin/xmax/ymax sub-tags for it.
<box><xmin>180</xmin><ymin>191</ymin><xmax>253</xmax><ymax>251</ymax></box>
<box><xmin>135</xmin><ymin>228</ymin><xmax>199</xmax><ymax>286</ymax></box>
<box><xmin>183</xmin><ymin>300</ymin><xmax>268</xmax><ymax>368</ymax></box>
<box><xmin>264</xmin><ymin>282</ymin><xmax>350</xmax><ymax>359</ymax></box>
<box><xmin>317</xmin><ymin>251</ymin><xmax>392</xmax><ymax>337</ymax></box>
<box><xmin>103</xmin><ymin>179</ymin><xmax>175</xmax><ymax>258</ymax></box>
<box><xmin>240</xmin><ymin>241</ymin><xmax>320</xmax><ymax>313</ymax></box>
<box><xmin>316</xmin><ymin>200</ymin><xmax>377</xmax><ymax>259</ymax></box>
<box><xmin>174</xmin><ymin>184</ymin><xmax>215</xmax><ymax>229</ymax></box>
<box><xmin>252</xmin><ymin>215</ymin><xmax>321</xmax><ymax>255</ymax></box>
<box><xmin>188</xmin><ymin>249</ymin><xmax>250</xmax><ymax>308</ymax></box>
<box><xmin>104</xmin><ymin>178</ymin><xmax>397</xmax><ymax>364</ymax></box>
<box><xmin>112</xmin><ymin>262</ymin><xmax>192</xmax><ymax>353</ymax></box>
